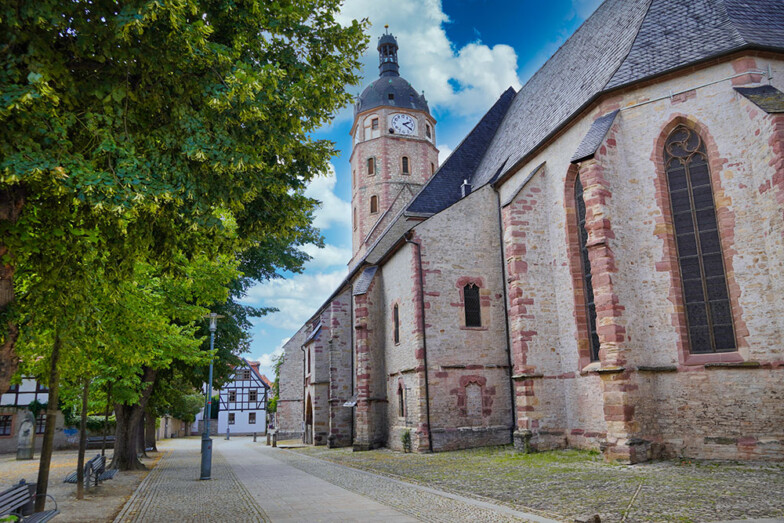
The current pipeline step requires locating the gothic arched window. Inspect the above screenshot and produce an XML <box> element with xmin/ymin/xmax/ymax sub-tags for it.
<box><xmin>575</xmin><ymin>175</ymin><xmax>600</xmax><ymax>361</ymax></box>
<box><xmin>370</xmin><ymin>195</ymin><xmax>378</xmax><ymax>214</ymax></box>
<box><xmin>464</xmin><ymin>283</ymin><xmax>481</xmax><ymax>327</ymax></box>
<box><xmin>665</xmin><ymin>125</ymin><xmax>735</xmax><ymax>353</ymax></box>
<box><xmin>402</xmin><ymin>156</ymin><xmax>410</xmax><ymax>175</ymax></box>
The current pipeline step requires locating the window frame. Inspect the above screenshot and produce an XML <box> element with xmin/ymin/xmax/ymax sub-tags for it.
<box><xmin>248</xmin><ymin>412</ymin><xmax>256</xmax><ymax>424</ymax></box>
<box><xmin>249</xmin><ymin>389</ymin><xmax>258</xmax><ymax>402</ymax></box>
<box><xmin>574</xmin><ymin>174</ymin><xmax>600</xmax><ymax>362</ymax></box>
<box><xmin>228</xmin><ymin>413</ymin><xmax>235</xmax><ymax>425</ymax></box>
<box><xmin>228</xmin><ymin>390</ymin><xmax>237</xmax><ymax>402</ymax></box>
<box><xmin>367</xmin><ymin>157</ymin><xmax>375</xmax><ymax>175</ymax></box>
<box><xmin>370</xmin><ymin>195</ymin><xmax>379</xmax><ymax>214</ymax></box>
<box><xmin>0</xmin><ymin>414</ymin><xmax>12</xmax><ymax>436</ymax></box>
<box><xmin>402</xmin><ymin>156</ymin><xmax>410</xmax><ymax>175</ymax></box>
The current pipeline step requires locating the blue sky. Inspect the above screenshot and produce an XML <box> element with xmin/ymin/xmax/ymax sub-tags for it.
<box><xmin>242</xmin><ymin>0</ymin><xmax>603</xmax><ymax>378</ymax></box>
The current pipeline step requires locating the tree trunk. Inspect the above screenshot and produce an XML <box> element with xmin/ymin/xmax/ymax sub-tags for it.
<box><xmin>101</xmin><ymin>382</ymin><xmax>112</xmax><ymax>457</ymax></box>
<box><xmin>76</xmin><ymin>380</ymin><xmax>89</xmax><ymax>500</ymax></box>
<box><xmin>35</xmin><ymin>330</ymin><xmax>61</xmax><ymax>512</ymax></box>
<box><xmin>145</xmin><ymin>410</ymin><xmax>157</xmax><ymax>452</ymax></box>
<box><xmin>111</xmin><ymin>367</ymin><xmax>156</xmax><ymax>471</ymax></box>
<box><xmin>0</xmin><ymin>186</ymin><xmax>25</xmax><ymax>393</ymax></box>
<box><xmin>137</xmin><ymin>415</ymin><xmax>147</xmax><ymax>458</ymax></box>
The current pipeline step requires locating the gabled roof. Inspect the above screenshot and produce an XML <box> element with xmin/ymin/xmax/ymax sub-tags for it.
<box><xmin>407</xmin><ymin>87</ymin><xmax>516</xmax><ymax>215</ymax></box>
<box><xmin>476</xmin><ymin>0</ymin><xmax>784</xmax><ymax>185</ymax></box>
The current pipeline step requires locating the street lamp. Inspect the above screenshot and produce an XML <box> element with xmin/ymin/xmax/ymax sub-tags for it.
<box><xmin>200</xmin><ymin>312</ymin><xmax>222</xmax><ymax>480</ymax></box>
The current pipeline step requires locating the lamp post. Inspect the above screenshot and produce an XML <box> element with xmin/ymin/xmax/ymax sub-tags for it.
<box><xmin>200</xmin><ymin>312</ymin><xmax>221</xmax><ymax>480</ymax></box>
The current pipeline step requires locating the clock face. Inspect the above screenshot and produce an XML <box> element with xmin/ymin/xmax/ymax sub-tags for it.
<box><xmin>390</xmin><ymin>113</ymin><xmax>416</xmax><ymax>135</ymax></box>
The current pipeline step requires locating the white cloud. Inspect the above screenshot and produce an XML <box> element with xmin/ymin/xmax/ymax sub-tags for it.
<box><xmin>242</xmin><ymin>269</ymin><xmax>348</xmax><ymax>330</ymax></box>
<box><xmin>437</xmin><ymin>143</ymin><xmax>453</xmax><ymax>165</ymax></box>
<box><xmin>305</xmin><ymin>163</ymin><xmax>351</xmax><ymax>231</ymax></box>
<box><xmin>301</xmin><ymin>243</ymin><xmax>352</xmax><ymax>270</ymax></box>
<box><xmin>334</xmin><ymin>0</ymin><xmax>522</xmax><ymax>122</ymax></box>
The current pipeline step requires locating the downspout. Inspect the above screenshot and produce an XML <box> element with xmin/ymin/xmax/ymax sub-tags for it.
<box><xmin>405</xmin><ymin>232</ymin><xmax>434</xmax><ymax>452</ymax></box>
<box><xmin>494</xmin><ymin>188</ymin><xmax>518</xmax><ymax>439</ymax></box>
<box><xmin>350</xmin><ymin>292</ymin><xmax>355</xmax><ymax>445</ymax></box>
<box><xmin>300</xmin><ymin>344</ymin><xmax>306</xmax><ymax>438</ymax></box>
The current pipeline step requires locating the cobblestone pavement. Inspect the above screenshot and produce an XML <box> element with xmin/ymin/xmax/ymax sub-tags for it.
<box><xmin>231</xmin><ymin>439</ymin><xmax>552</xmax><ymax>522</ymax></box>
<box><xmin>293</xmin><ymin>445</ymin><xmax>784</xmax><ymax>522</ymax></box>
<box><xmin>114</xmin><ymin>438</ymin><xmax>268</xmax><ymax>522</ymax></box>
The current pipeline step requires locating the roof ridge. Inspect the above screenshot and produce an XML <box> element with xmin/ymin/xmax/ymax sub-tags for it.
<box><xmin>601</xmin><ymin>0</ymin><xmax>655</xmax><ymax>91</ymax></box>
<box><xmin>715</xmin><ymin>0</ymin><xmax>747</xmax><ymax>45</ymax></box>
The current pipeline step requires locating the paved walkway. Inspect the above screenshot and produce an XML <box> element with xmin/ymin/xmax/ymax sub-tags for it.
<box><xmin>114</xmin><ymin>437</ymin><xmax>553</xmax><ymax>522</ymax></box>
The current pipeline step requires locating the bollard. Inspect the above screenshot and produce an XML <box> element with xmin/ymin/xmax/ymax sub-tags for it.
<box><xmin>253</xmin><ymin>432</ymin><xmax>257</xmax><ymax>442</ymax></box>
<box><xmin>225</xmin><ymin>427</ymin><xmax>230</xmax><ymax>440</ymax></box>
<box><xmin>272</xmin><ymin>432</ymin><xmax>277</xmax><ymax>447</ymax></box>
<box><xmin>266</xmin><ymin>432</ymin><xmax>271</xmax><ymax>446</ymax></box>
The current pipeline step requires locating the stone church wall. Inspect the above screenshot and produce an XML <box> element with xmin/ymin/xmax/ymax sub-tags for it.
<box><xmin>277</xmin><ymin>323</ymin><xmax>308</xmax><ymax>439</ymax></box>
<box><xmin>325</xmin><ymin>289</ymin><xmax>354</xmax><ymax>448</ymax></box>
<box><xmin>409</xmin><ymin>185</ymin><xmax>514</xmax><ymax>451</ymax></box>
<box><xmin>498</xmin><ymin>54</ymin><xmax>784</xmax><ymax>461</ymax></box>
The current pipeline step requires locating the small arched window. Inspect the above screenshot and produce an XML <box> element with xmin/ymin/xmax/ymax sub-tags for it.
<box><xmin>665</xmin><ymin>125</ymin><xmax>735</xmax><ymax>353</ymax></box>
<box><xmin>402</xmin><ymin>156</ymin><xmax>410</xmax><ymax>175</ymax></box>
<box><xmin>426</xmin><ymin>124</ymin><xmax>432</xmax><ymax>139</ymax></box>
<box><xmin>464</xmin><ymin>283</ymin><xmax>481</xmax><ymax>327</ymax></box>
<box><xmin>393</xmin><ymin>304</ymin><xmax>400</xmax><ymax>344</ymax></box>
<box><xmin>367</xmin><ymin>157</ymin><xmax>375</xmax><ymax>175</ymax></box>
<box><xmin>370</xmin><ymin>195</ymin><xmax>379</xmax><ymax>214</ymax></box>
<box><xmin>575</xmin><ymin>174</ymin><xmax>600</xmax><ymax>361</ymax></box>
<box><xmin>431</xmin><ymin>162</ymin><xmax>435</xmax><ymax>175</ymax></box>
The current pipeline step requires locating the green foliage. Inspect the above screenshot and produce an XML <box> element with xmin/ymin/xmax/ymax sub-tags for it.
<box><xmin>210</xmin><ymin>394</ymin><xmax>219</xmax><ymax>419</ymax></box>
<box><xmin>27</xmin><ymin>399</ymin><xmax>46</xmax><ymax>419</ymax></box>
<box><xmin>168</xmin><ymin>393</ymin><xmax>203</xmax><ymax>423</ymax></box>
<box><xmin>401</xmin><ymin>429</ymin><xmax>412</xmax><ymax>453</ymax></box>
<box><xmin>267</xmin><ymin>352</ymin><xmax>284</xmax><ymax>413</ymax></box>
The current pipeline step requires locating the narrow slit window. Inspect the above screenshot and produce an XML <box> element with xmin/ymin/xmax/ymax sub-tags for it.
<box><xmin>353</xmin><ymin>207</ymin><xmax>357</xmax><ymax>230</ymax></box>
<box><xmin>370</xmin><ymin>195</ymin><xmax>379</xmax><ymax>214</ymax></box>
<box><xmin>393</xmin><ymin>304</ymin><xmax>400</xmax><ymax>344</ymax></box>
<box><xmin>402</xmin><ymin>156</ymin><xmax>410</xmax><ymax>175</ymax></box>
<box><xmin>665</xmin><ymin>125</ymin><xmax>735</xmax><ymax>353</ymax></box>
<box><xmin>464</xmin><ymin>283</ymin><xmax>481</xmax><ymax>327</ymax></box>
<box><xmin>431</xmin><ymin>162</ymin><xmax>435</xmax><ymax>175</ymax></box>
<box><xmin>367</xmin><ymin>157</ymin><xmax>375</xmax><ymax>175</ymax></box>
<box><xmin>426</xmin><ymin>124</ymin><xmax>432</xmax><ymax>138</ymax></box>
<box><xmin>575</xmin><ymin>175</ymin><xmax>600</xmax><ymax>361</ymax></box>
<box><xmin>397</xmin><ymin>383</ymin><xmax>405</xmax><ymax>417</ymax></box>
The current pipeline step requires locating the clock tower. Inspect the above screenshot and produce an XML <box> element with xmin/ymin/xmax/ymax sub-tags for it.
<box><xmin>349</xmin><ymin>29</ymin><xmax>439</xmax><ymax>266</ymax></box>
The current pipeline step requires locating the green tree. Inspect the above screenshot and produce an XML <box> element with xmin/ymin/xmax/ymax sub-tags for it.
<box><xmin>0</xmin><ymin>0</ymin><xmax>368</xmax><ymax>392</ymax></box>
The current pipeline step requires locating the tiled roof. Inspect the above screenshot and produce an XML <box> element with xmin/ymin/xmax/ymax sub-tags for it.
<box><xmin>352</xmin><ymin>266</ymin><xmax>378</xmax><ymax>295</ymax></box>
<box><xmin>476</xmin><ymin>0</ymin><xmax>784</xmax><ymax>185</ymax></box>
<box><xmin>735</xmin><ymin>85</ymin><xmax>784</xmax><ymax>113</ymax></box>
<box><xmin>407</xmin><ymin>87</ymin><xmax>516</xmax><ymax>214</ymax></box>
<box><xmin>571</xmin><ymin>110</ymin><xmax>619</xmax><ymax>163</ymax></box>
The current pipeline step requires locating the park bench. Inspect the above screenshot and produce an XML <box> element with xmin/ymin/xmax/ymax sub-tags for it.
<box><xmin>0</xmin><ymin>479</ymin><xmax>59</xmax><ymax>522</ymax></box>
<box><xmin>63</xmin><ymin>454</ymin><xmax>117</xmax><ymax>486</ymax></box>
<box><xmin>85</xmin><ymin>435</ymin><xmax>115</xmax><ymax>449</ymax></box>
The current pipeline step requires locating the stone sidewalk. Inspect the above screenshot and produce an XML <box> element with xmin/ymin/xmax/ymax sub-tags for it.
<box><xmin>113</xmin><ymin>437</ymin><xmax>554</xmax><ymax>522</ymax></box>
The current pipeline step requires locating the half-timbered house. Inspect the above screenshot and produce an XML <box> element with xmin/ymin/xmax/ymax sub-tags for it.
<box><xmin>217</xmin><ymin>359</ymin><xmax>270</xmax><ymax>436</ymax></box>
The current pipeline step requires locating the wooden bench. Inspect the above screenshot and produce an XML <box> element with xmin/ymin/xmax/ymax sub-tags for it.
<box><xmin>85</xmin><ymin>435</ymin><xmax>115</xmax><ymax>449</ymax></box>
<box><xmin>0</xmin><ymin>480</ymin><xmax>58</xmax><ymax>522</ymax></box>
<box><xmin>63</xmin><ymin>454</ymin><xmax>117</xmax><ymax>486</ymax></box>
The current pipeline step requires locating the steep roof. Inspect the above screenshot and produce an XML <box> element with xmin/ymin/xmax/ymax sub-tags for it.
<box><xmin>407</xmin><ymin>87</ymin><xmax>516</xmax><ymax>214</ymax></box>
<box><xmin>476</xmin><ymin>0</ymin><xmax>784</xmax><ymax>185</ymax></box>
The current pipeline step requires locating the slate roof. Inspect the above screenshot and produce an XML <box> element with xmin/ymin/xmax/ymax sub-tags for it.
<box><xmin>352</xmin><ymin>266</ymin><xmax>378</xmax><ymax>295</ymax></box>
<box><xmin>735</xmin><ymin>85</ymin><xmax>784</xmax><ymax>113</ymax></box>
<box><xmin>571</xmin><ymin>110</ymin><xmax>619</xmax><ymax>163</ymax></box>
<box><xmin>355</xmin><ymin>76</ymin><xmax>430</xmax><ymax>117</ymax></box>
<box><xmin>407</xmin><ymin>87</ymin><xmax>516</xmax><ymax>214</ymax></box>
<box><xmin>475</xmin><ymin>0</ymin><xmax>784</xmax><ymax>186</ymax></box>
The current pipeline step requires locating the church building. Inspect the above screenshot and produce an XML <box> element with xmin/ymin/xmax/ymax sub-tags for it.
<box><xmin>278</xmin><ymin>0</ymin><xmax>784</xmax><ymax>463</ymax></box>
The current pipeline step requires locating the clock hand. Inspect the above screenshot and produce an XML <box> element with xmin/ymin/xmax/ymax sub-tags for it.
<box><xmin>403</xmin><ymin>121</ymin><xmax>413</xmax><ymax>130</ymax></box>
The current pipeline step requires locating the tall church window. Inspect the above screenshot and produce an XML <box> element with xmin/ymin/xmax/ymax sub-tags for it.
<box><xmin>370</xmin><ymin>195</ymin><xmax>379</xmax><ymax>214</ymax></box>
<box><xmin>402</xmin><ymin>156</ymin><xmax>410</xmax><ymax>175</ymax></box>
<box><xmin>367</xmin><ymin>157</ymin><xmax>375</xmax><ymax>175</ymax></box>
<box><xmin>393</xmin><ymin>304</ymin><xmax>400</xmax><ymax>344</ymax></box>
<box><xmin>665</xmin><ymin>126</ymin><xmax>735</xmax><ymax>353</ymax></box>
<box><xmin>397</xmin><ymin>382</ymin><xmax>405</xmax><ymax>417</ymax></box>
<box><xmin>464</xmin><ymin>283</ymin><xmax>481</xmax><ymax>327</ymax></box>
<box><xmin>575</xmin><ymin>175</ymin><xmax>600</xmax><ymax>361</ymax></box>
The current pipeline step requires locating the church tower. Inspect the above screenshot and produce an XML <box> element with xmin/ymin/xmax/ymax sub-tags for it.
<box><xmin>349</xmin><ymin>29</ymin><xmax>439</xmax><ymax>266</ymax></box>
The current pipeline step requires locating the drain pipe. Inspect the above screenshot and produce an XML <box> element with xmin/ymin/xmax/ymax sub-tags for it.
<box><xmin>405</xmin><ymin>232</ymin><xmax>434</xmax><ymax>452</ymax></box>
<box><xmin>350</xmin><ymin>293</ymin><xmax>355</xmax><ymax>445</ymax></box>
<box><xmin>495</xmin><ymin>188</ymin><xmax>518</xmax><ymax>439</ymax></box>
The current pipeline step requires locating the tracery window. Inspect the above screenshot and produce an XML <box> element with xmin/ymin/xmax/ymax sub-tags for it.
<box><xmin>393</xmin><ymin>304</ymin><xmax>400</xmax><ymax>344</ymax></box>
<box><xmin>402</xmin><ymin>156</ymin><xmax>410</xmax><ymax>175</ymax></box>
<box><xmin>575</xmin><ymin>175</ymin><xmax>600</xmax><ymax>361</ymax></box>
<box><xmin>370</xmin><ymin>195</ymin><xmax>379</xmax><ymax>214</ymax></box>
<box><xmin>464</xmin><ymin>283</ymin><xmax>481</xmax><ymax>327</ymax></box>
<box><xmin>665</xmin><ymin>126</ymin><xmax>735</xmax><ymax>353</ymax></box>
